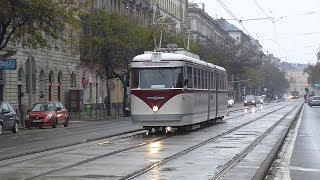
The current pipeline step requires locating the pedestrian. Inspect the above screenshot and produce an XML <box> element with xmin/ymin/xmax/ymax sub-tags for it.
<box><xmin>104</xmin><ymin>96</ymin><xmax>109</xmax><ymax>109</ymax></box>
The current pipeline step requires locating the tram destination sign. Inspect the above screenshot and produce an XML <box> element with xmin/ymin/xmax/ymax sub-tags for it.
<box><xmin>0</xmin><ymin>59</ymin><xmax>16</xmax><ymax>70</ymax></box>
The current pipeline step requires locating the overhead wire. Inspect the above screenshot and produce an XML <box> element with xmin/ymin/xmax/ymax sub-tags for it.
<box><xmin>252</xmin><ymin>0</ymin><xmax>278</xmax><ymax>41</ymax></box>
<box><xmin>224</xmin><ymin>11</ymin><xmax>319</xmax><ymax>21</ymax></box>
<box><xmin>216</xmin><ymin>0</ymin><xmax>252</xmax><ymax>37</ymax></box>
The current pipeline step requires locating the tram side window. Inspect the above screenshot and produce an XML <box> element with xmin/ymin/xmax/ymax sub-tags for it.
<box><xmin>198</xmin><ymin>69</ymin><xmax>201</xmax><ymax>89</ymax></box>
<box><xmin>173</xmin><ymin>67</ymin><xmax>183</xmax><ymax>88</ymax></box>
<box><xmin>204</xmin><ymin>70</ymin><xmax>208</xmax><ymax>89</ymax></box>
<box><xmin>221</xmin><ymin>75</ymin><xmax>224</xmax><ymax>90</ymax></box>
<box><xmin>193</xmin><ymin>68</ymin><xmax>198</xmax><ymax>89</ymax></box>
<box><xmin>212</xmin><ymin>72</ymin><xmax>216</xmax><ymax>90</ymax></box>
<box><xmin>131</xmin><ymin>69</ymin><xmax>139</xmax><ymax>89</ymax></box>
<box><xmin>201</xmin><ymin>70</ymin><xmax>204</xmax><ymax>89</ymax></box>
<box><xmin>224</xmin><ymin>75</ymin><xmax>227</xmax><ymax>90</ymax></box>
<box><xmin>187</xmin><ymin>66</ymin><xmax>193</xmax><ymax>88</ymax></box>
<box><xmin>217</xmin><ymin>74</ymin><xmax>221</xmax><ymax>90</ymax></box>
<box><xmin>209</xmin><ymin>72</ymin><xmax>213</xmax><ymax>89</ymax></box>
<box><xmin>220</xmin><ymin>74</ymin><xmax>223</xmax><ymax>90</ymax></box>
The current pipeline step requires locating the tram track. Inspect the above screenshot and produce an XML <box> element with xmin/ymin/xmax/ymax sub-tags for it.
<box><xmin>119</xmin><ymin>102</ymin><xmax>300</xmax><ymax>179</ymax></box>
<box><xmin>0</xmin><ymin>102</ymin><xmax>276</xmax><ymax>162</ymax></box>
<box><xmin>210</xmin><ymin>103</ymin><xmax>303</xmax><ymax>180</ymax></box>
<box><xmin>0</xmin><ymin>128</ymin><xmax>145</xmax><ymax>162</ymax></box>
<box><xmin>0</xmin><ymin>102</ymin><xmax>298</xmax><ymax>179</ymax></box>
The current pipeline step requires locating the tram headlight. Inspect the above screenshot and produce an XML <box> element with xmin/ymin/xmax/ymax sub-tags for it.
<box><xmin>153</xmin><ymin>106</ymin><xmax>159</xmax><ymax>112</ymax></box>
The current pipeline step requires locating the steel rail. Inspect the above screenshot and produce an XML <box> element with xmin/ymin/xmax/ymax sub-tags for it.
<box><xmin>25</xmin><ymin>103</ymin><xmax>293</xmax><ymax>180</ymax></box>
<box><xmin>210</xmin><ymin>103</ymin><xmax>303</xmax><ymax>180</ymax></box>
<box><xmin>0</xmin><ymin>128</ymin><xmax>144</xmax><ymax>162</ymax></box>
<box><xmin>119</xmin><ymin>103</ymin><xmax>297</xmax><ymax>180</ymax></box>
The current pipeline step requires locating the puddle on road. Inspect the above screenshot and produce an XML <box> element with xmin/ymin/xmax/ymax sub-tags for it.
<box><xmin>213</xmin><ymin>146</ymin><xmax>237</xmax><ymax>149</ymax></box>
<box><xmin>159</xmin><ymin>167</ymin><xmax>178</xmax><ymax>172</ymax></box>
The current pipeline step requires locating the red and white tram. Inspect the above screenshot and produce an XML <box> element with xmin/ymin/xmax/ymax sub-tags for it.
<box><xmin>130</xmin><ymin>49</ymin><xmax>228</xmax><ymax>132</ymax></box>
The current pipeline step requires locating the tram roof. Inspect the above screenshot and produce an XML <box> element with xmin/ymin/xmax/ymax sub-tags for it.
<box><xmin>132</xmin><ymin>52</ymin><xmax>226</xmax><ymax>72</ymax></box>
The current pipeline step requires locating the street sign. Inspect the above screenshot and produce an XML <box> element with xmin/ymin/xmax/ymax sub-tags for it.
<box><xmin>0</xmin><ymin>59</ymin><xmax>16</xmax><ymax>70</ymax></box>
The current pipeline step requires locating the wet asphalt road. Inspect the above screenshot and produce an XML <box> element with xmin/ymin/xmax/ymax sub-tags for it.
<box><xmin>0</xmin><ymin>101</ymin><xmax>302</xmax><ymax>179</ymax></box>
<box><xmin>289</xmin><ymin>105</ymin><xmax>320</xmax><ymax>179</ymax></box>
<box><xmin>0</xmin><ymin>117</ymin><xmax>139</xmax><ymax>159</ymax></box>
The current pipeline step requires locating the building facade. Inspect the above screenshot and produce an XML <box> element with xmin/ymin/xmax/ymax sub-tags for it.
<box><xmin>188</xmin><ymin>3</ymin><xmax>235</xmax><ymax>47</ymax></box>
<box><xmin>285</xmin><ymin>70</ymin><xmax>308</xmax><ymax>96</ymax></box>
<box><xmin>1</xmin><ymin>37</ymin><xmax>80</xmax><ymax>124</ymax></box>
<box><xmin>151</xmin><ymin>0</ymin><xmax>188</xmax><ymax>31</ymax></box>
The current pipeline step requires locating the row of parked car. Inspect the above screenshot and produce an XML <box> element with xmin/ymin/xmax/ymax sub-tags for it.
<box><xmin>308</xmin><ymin>96</ymin><xmax>320</xmax><ymax>107</ymax></box>
<box><xmin>0</xmin><ymin>101</ymin><xmax>69</xmax><ymax>135</ymax></box>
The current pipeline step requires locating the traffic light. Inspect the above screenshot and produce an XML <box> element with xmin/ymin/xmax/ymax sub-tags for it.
<box><xmin>315</xmin><ymin>83</ymin><xmax>319</xmax><ymax>87</ymax></box>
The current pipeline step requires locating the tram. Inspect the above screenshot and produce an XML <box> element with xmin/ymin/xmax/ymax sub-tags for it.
<box><xmin>291</xmin><ymin>91</ymin><xmax>299</xmax><ymax>99</ymax></box>
<box><xmin>130</xmin><ymin>48</ymin><xmax>228</xmax><ymax>132</ymax></box>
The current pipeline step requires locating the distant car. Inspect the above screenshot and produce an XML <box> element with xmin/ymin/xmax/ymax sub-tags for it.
<box><xmin>255</xmin><ymin>96</ymin><xmax>264</xmax><ymax>104</ymax></box>
<box><xmin>308</xmin><ymin>96</ymin><xmax>313</xmax><ymax>106</ymax></box>
<box><xmin>309</xmin><ymin>96</ymin><xmax>320</xmax><ymax>107</ymax></box>
<box><xmin>0</xmin><ymin>102</ymin><xmax>19</xmax><ymax>135</ymax></box>
<box><xmin>227</xmin><ymin>99</ymin><xmax>235</xmax><ymax>108</ymax></box>
<box><xmin>25</xmin><ymin>102</ymin><xmax>69</xmax><ymax>129</ymax></box>
<box><xmin>244</xmin><ymin>95</ymin><xmax>256</xmax><ymax>107</ymax></box>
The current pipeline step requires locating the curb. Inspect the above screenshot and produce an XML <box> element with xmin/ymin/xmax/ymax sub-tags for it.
<box><xmin>252</xmin><ymin>103</ymin><xmax>304</xmax><ymax>180</ymax></box>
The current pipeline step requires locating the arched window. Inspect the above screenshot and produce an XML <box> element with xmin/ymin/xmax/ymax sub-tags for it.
<box><xmin>70</xmin><ymin>72</ymin><xmax>76</xmax><ymax>87</ymax></box>
<box><xmin>25</xmin><ymin>58</ymin><xmax>30</xmax><ymax>93</ymax></box>
<box><xmin>18</xmin><ymin>68</ymin><xmax>24</xmax><ymax>81</ymax></box>
<box><xmin>58</xmin><ymin>71</ymin><xmax>63</xmax><ymax>101</ymax></box>
<box><xmin>49</xmin><ymin>71</ymin><xmax>54</xmax><ymax>101</ymax></box>
<box><xmin>39</xmin><ymin>70</ymin><xmax>45</xmax><ymax>99</ymax></box>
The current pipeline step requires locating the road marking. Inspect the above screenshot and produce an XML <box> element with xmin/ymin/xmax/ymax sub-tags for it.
<box><xmin>275</xmin><ymin>106</ymin><xmax>304</xmax><ymax>180</ymax></box>
<box><xmin>289</xmin><ymin>166</ymin><xmax>320</xmax><ymax>172</ymax></box>
<box><xmin>90</xmin><ymin>132</ymin><xmax>101</xmax><ymax>134</ymax></box>
<box><xmin>0</xmin><ymin>147</ymin><xmax>16</xmax><ymax>152</ymax></box>
<box><xmin>28</xmin><ymin>137</ymin><xmax>44</xmax><ymax>141</ymax></box>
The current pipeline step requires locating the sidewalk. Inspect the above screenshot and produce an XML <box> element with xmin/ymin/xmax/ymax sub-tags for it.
<box><xmin>69</xmin><ymin>112</ymin><xmax>128</xmax><ymax>122</ymax></box>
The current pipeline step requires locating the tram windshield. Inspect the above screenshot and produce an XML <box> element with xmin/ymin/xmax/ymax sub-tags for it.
<box><xmin>131</xmin><ymin>67</ymin><xmax>184</xmax><ymax>89</ymax></box>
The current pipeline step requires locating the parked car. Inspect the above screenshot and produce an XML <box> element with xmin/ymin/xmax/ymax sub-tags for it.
<box><xmin>0</xmin><ymin>102</ymin><xmax>19</xmax><ymax>135</ymax></box>
<box><xmin>255</xmin><ymin>96</ymin><xmax>264</xmax><ymax>104</ymax></box>
<box><xmin>309</xmin><ymin>96</ymin><xmax>320</xmax><ymax>107</ymax></box>
<box><xmin>25</xmin><ymin>102</ymin><xmax>69</xmax><ymax>129</ymax></box>
<box><xmin>244</xmin><ymin>95</ymin><xmax>256</xmax><ymax>107</ymax></box>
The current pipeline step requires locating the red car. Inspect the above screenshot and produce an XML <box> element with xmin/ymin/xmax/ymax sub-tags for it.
<box><xmin>25</xmin><ymin>102</ymin><xmax>69</xmax><ymax>129</ymax></box>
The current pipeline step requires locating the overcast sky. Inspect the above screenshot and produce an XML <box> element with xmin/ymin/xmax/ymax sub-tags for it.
<box><xmin>190</xmin><ymin>0</ymin><xmax>320</xmax><ymax>64</ymax></box>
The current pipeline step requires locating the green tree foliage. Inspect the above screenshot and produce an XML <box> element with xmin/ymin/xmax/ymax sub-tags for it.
<box><xmin>80</xmin><ymin>10</ymin><xmax>153</xmax><ymax>78</ymax></box>
<box><xmin>260</xmin><ymin>63</ymin><xmax>289</xmax><ymax>93</ymax></box>
<box><xmin>79</xmin><ymin>10</ymin><xmax>154</xmax><ymax>114</ymax></box>
<box><xmin>193</xmin><ymin>38</ymin><xmax>262</xmax><ymax>77</ymax></box>
<box><xmin>0</xmin><ymin>0</ymin><xmax>79</xmax><ymax>51</ymax></box>
<box><xmin>305</xmin><ymin>64</ymin><xmax>320</xmax><ymax>85</ymax></box>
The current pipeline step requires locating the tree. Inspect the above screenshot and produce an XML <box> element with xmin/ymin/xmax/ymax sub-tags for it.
<box><xmin>0</xmin><ymin>0</ymin><xmax>79</xmax><ymax>52</ymax></box>
<box><xmin>306</xmin><ymin>64</ymin><xmax>320</xmax><ymax>85</ymax></box>
<box><xmin>260</xmin><ymin>63</ymin><xmax>289</xmax><ymax>97</ymax></box>
<box><xmin>80</xmin><ymin>10</ymin><xmax>154</xmax><ymax>115</ymax></box>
